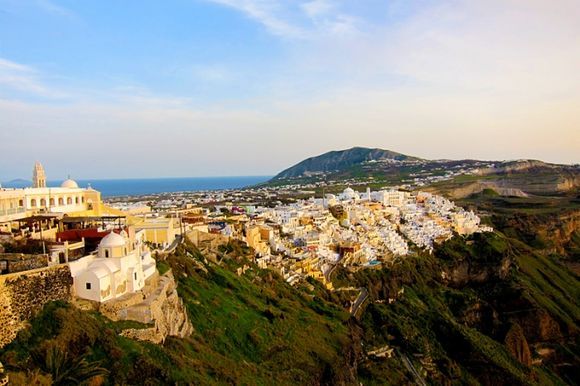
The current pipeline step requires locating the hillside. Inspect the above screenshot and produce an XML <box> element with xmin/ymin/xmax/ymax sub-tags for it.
<box><xmin>0</xmin><ymin>240</ymin><xmax>356</xmax><ymax>385</ymax></box>
<box><xmin>269</xmin><ymin>148</ymin><xmax>580</xmax><ymax>196</ymax></box>
<box><xmin>272</xmin><ymin>147</ymin><xmax>421</xmax><ymax>180</ymax></box>
<box><xmin>2</xmin><ymin>199</ymin><xmax>579</xmax><ymax>384</ymax></box>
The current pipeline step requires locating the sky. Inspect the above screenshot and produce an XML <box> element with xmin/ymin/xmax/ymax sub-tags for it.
<box><xmin>0</xmin><ymin>0</ymin><xmax>579</xmax><ymax>180</ymax></box>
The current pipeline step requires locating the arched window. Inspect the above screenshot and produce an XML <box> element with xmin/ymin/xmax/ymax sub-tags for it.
<box><xmin>31</xmin><ymin>199</ymin><xmax>37</xmax><ymax>207</ymax></box>
<box><xmin>40</xmin><ymin>198</ymin><xmax>46</xmax><ymax>207</ymax></box>
<box><xmin>75</xmin><ymin>197</ymin><xmax>79</xmax><ymax>204</ymax></box>
<box><xmin>104</xmin><ymin>250</ymin><xmax>109</xmax><ymax>258</ymax></box>
<box><xmin>49</xmin><ymin>198</ymin><xmax>55</xmax><ymax>206</ymax></box>
<box><xmin>81</xmin><ymin>197</ymin><xmax>85</xmax><ymax>203</ymax></box>
<box><xmin>66</xmin><ymin>197</ymin><xmax>72</xmax><ymax>205</ymax></box>
<box><xmin>58</xmin><ymin>198</ymin><xmax>64</xmax><ymax>206</ymax></box>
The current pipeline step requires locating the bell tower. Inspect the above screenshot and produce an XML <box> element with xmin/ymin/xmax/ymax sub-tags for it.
<box><xmin>33</xmin><ymin>161</ymin><xmax>46</xmax><ymax>188</ymax></box>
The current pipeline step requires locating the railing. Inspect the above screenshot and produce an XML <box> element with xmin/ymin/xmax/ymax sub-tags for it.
<box><xmin>0</xmin><ymin>207</ymin><xmax>25</xmax><ymax>217</ymax></box>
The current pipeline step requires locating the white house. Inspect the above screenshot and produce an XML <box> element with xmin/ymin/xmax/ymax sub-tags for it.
<box><xmin>69</xmin><ymin>229</ymin><xmax>157</xmax><ymax>302</ymax></box>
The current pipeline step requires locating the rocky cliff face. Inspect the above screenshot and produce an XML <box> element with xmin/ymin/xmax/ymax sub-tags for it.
<box><xmin>99</xmin><ymin>271</ymin><xmax>193</xmax><ymax>344</ymax></box>
<box><xmin>504</xmin><ymin>323</ymin><xmax>532</xmax><ymax>367</ymax></box>
<box><xmin>492</xmin><ymin>210</ymin><xmax>580</xmax><ymax>258</ymax></box>
<box><xmin>121</xmin><ymin>271</ymin><xmax>193</xmax><ymax>344</ymax></box>
<box><xmin>475</xmin><ymin>161</ymin><xmax>580</xmax><ymax>194</ymax></box>
<box><xmin>447</xmin><ymin>182</ymin><xmax>528</xmax><ymax>199</ymax></box>
<box><xmin>350</xmin><ymin>231</ymin><xmax>579</xmax><ymax>385</ymax></box>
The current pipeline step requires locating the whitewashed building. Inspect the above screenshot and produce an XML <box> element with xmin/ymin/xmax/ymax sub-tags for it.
<box><xmin>69</xmin><ymin>229</ymin><xmax>157</xmax><ymax>302</ymax></box>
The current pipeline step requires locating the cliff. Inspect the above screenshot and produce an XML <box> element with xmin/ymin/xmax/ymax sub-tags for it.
<box><xmin>339</xmin><ymin>231</ymin><xmax>579</xmax><ymax>385</ymax></box>
<box><xmin>117</xmin><ymin>271</ymin><xmax>193</xmax><ymax>344</ymax></box>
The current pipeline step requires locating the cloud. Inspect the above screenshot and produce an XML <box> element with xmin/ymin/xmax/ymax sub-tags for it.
<box><xmin>0</xmin><ymin>58</ymin><xmax>65</xmax><ymax>98</ymax></box>
<box><xmin>379</xmin><ymin>0</ymin><xmax>580</xmax><ymax>96</ymax></box>
<box><xmin>301</xmin><ymin>0</ymin><xmax>334</xmax><ymax>18</ymax></box>
<box><xmin>190</xmin><ymin>64</ymin><xmax>233</xmax><ymax>83</ymax></box>
<box><xmin>205</xmin><ymin>0</ymin><xmax>359</xmax><ymax>38</ymax></box>
<box><xmin>207</xmin><ymin>0</ymin><xmax>305</xmax><ymax>38</ymax></box>
<box><xmin>1</xmin><ymin>0</ymin><xmax>578</xmax><ymax>180</ymax></box>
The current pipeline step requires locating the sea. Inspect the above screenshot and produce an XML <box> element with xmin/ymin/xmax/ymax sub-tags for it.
<box><xmin>2</xmin><ymin>176</ymin><xmax>272</xmax><ymax>198</ymax></box>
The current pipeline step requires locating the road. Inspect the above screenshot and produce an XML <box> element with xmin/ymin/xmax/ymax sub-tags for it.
<box><xmin>350</xmin><ymin>287</ymin><xmax>368</xmax><ymax>316</ymax></box>
<box><xmin>398</xmin><ymin>350</ymin><xmax>427</xmax><ymax>386</ymax></box>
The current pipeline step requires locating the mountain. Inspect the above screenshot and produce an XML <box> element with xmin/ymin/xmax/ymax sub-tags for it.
<box><xmin>272</xmin><ymin>147</ymin><xmax>421</xmax><ymax>180</ymax></box>
<box><xmin>270</xmin><ymin>148</ymin><xmax>580</xmax><ymax>196</ymax></box>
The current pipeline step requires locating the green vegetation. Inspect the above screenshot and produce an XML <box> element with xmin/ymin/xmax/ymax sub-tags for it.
<box><xmin>336</xmin><ymin>230</ymin><xmax>579</xmax><ymax>385</ymax></box>
<box><xmin>1</xmin><ymin>194</ymin><xmax>579</xmax><ymax>385</ymax></box>
<box><xmin>1</xmin><ymin>240</ymin><xmax>354</xmax><ymax>385</ymax></box>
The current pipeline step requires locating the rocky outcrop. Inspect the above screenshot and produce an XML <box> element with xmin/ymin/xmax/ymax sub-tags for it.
<box><xmin>504</xmin><ymin>323</ymin><xmax>532</xmax><ymax>367</ymax></box>
<box><xmin>444</xmin><ymin>254</ymin><xmax>512</xmax><ymax>288</ymax></box>
<box><xmin>492</xmin><ymin>210</ymin><xmax>580</xmax><ymax>257</ymax></box>
<box><xmin>0</xmin><ymin>265</ymin><xmax>73</xmax><ymax>348</ymax></box>
<box><xmin>512</xmin><ymin>309</ymin><xmax>563</xmax><ymax>343</ymax></box>
<box><xmin>447</xmin><ymin>182</ymin><xmax>529</xmax><ymax>199</ymax></box>
<box><xmin>100</xmin><ymin>271</ymin><xmax>193</xmax><ymax>344</ymax></box>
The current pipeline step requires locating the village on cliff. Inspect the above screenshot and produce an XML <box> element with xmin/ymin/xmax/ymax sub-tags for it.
<box><xmin>0</xmin><ymin>162</ymin><xmax>492</xmax><ymax>352</ymax></box>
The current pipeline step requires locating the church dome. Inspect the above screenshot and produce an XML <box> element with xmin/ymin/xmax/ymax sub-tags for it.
<box><xmin>61</xmin><ymin>179</ymin><xmax>79</xmax><ymax>189</ymax></box>
<box><xmin>99</xmin><ymin>232</ymin><xmax>127</xmax><ymax>249</ymax></box>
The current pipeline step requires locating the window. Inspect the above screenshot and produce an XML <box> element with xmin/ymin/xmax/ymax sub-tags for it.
<box><xmin>75</xmin><ymin>197</ymin><xmax>79</xmax><ymax>204</ymax></box>
<box><xmin>86</xmin><ymin>283</ymin><xmax>91</xmax><ymax>290</ymax></box>
<box><xmin>67</xmin><ymin>197</ymin><xmax>72</xmax><ymax>205</ymax></box>
<box><xmin>104</xmin><ymin>250</ymin><xmax>109</xmax><ymax>258</ymax></box>
<box><xmin>134</xmin><ymin>272</ymin><xmax>137</xmax><ymax>280</ymax></box>
<box><xmin>49</xmin><ymin>198</ymin><xmax>55</xmax><ymax>206</ymax></box>
<box><xmin>58</xmin><ymin>198</ymin><xmax>64</xmax><ymax>205</ymax></box>
<box><xmin>30</xmin><ymin>199</ymin><xmax>37</xmax><ymax>207</ymax></box>
<box><xmin>18</xmin><ymin>200</ymin><xmax>24</xmax><ymax>207</ymax></box>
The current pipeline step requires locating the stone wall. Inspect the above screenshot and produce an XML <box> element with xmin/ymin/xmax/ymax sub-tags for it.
<box><xmin>0</xmin><ymin>253</ymin><xmax>48</xmax><ymax>274</ymax></box>
<box><xmin>0</xmin><ymin>265</ymin><xmax>73</xmax><ymax>348</ymax></box>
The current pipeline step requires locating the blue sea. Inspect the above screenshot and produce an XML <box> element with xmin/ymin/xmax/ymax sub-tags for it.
<box><xmin>2</xmin><ymin>176</ymin><xmax>271</xmax><ymax>197</ymax></box>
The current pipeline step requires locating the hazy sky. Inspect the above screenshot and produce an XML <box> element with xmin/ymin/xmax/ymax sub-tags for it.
<box><xmin>1</xmin><ymin>0</ymin><xmax>579</xmax><ymax>180</ymax></box>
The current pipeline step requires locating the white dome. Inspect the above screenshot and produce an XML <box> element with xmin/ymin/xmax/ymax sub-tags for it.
<box><xmin>344</xmin><ymin>187</ymin><xmax>355</xmax><ymax>194</ymax></box>
<box><xmin>61</xmin><ymin>179</ymin><xmax>79</xmax><ymax>189</ymax></box>
<box><xmin>99</xmin><ymin>232</ymin><xmax>127</xmax><ymax>248</ymax></box>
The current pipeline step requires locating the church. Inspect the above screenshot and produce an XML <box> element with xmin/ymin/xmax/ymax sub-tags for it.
<box><xmin>69</xmin><ymin>227</ymin><xmax>157</xmax><ymax>302</ymax></box>
<box><xmin>0</xmin><ymin>162</ymin><xmax>103</xmax><ymax>232</ymax></box>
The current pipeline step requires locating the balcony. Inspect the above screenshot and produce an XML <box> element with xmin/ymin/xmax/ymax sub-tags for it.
<box><xmin>0</xmin><ymin>207</ymin><xmax>26</xmax><ymax>222</ymax></box>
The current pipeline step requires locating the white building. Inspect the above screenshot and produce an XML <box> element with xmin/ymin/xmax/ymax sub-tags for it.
<box><xmin>69</xmin><ymin>229</ymin><xmax>157</xmax><ymax>302</ymax></box>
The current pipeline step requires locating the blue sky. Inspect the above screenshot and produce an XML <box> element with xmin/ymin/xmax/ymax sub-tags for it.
<box><xmin>1</xmin><ymin>0</ymin><xmax>579</xmax><ymax>180</ymax></box>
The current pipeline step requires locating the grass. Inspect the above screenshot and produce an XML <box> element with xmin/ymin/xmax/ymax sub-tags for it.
<box><xmin>1</xmin><ymin>240</ymin><xmax>354</xmax><ymax>385</ymax></box>
<box><xmin>1</xmin><ymin>195</ymin><xmax>578</xmax><ymax>385</ymax></box>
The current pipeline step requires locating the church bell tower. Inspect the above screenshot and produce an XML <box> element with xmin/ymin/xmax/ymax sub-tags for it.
<box><xmin>33</xmin><ymin>161</ymin><xmax>46</xmax><ymax>188</ymax></box>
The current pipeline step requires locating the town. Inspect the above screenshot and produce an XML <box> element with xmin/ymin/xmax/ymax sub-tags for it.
<box><xmin>1</xmin><ymin>163</ymin><xmax>492</xmax><ymax>304</ymax></box>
